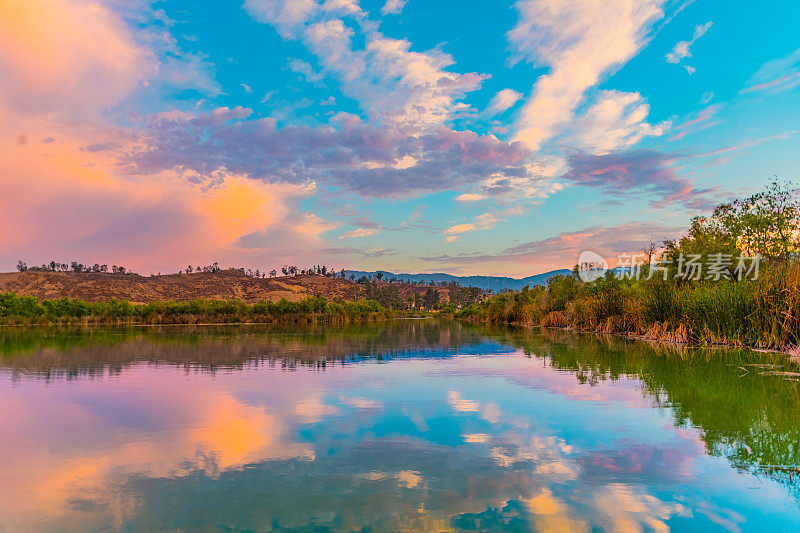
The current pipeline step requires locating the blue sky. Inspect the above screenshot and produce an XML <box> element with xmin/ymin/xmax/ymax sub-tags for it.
<box><xmin>1</xmin><ymin>0</ymin><xmax>798</xmax><ymax>275</ymax></box>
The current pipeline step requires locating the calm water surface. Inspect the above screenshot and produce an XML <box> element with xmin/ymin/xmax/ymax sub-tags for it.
<box><xmin>2</xmin><ymin>320</ymin><xmax>800</xmax><ymax>532</ymax></box>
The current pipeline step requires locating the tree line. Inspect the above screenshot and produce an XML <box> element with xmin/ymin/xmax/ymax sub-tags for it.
<box><xmin>17</xmin><ymin>261</ymin><xmax>133</xmax><ymax>275</ymax></box>
<box><xmin>0</xmin><ymin>293</ymin><xmax>389</xmax><ymax>325</ymax></box>
<box><xmin>458</xmin><ymin>179</ymin><xmax>800</xmax><ymax>351</ymax></box>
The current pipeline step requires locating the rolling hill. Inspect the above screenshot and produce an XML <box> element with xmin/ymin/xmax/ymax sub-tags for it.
<box><xmin>0</xmin><ymin>269</ymin><xmax>484</xmax><ymax>306</ymax></box>
<box><xmin>0</xmin><ymin>270</ymin><xmax>361</xmax><ymax>304</ymax></box>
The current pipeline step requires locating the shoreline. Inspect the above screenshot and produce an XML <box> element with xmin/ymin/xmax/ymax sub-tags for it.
<box><xmin>470</xmin><ymin>319</ymin><xmax>800</xmax><ymax>359</ymax></box>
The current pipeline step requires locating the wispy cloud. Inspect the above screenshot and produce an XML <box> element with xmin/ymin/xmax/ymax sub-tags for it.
<box><xmin>422</xmin><ymin>222</ymin><xmax>683</xmax><ymax>272</ymax></box>
<box><xmin>339</xmin><ymin>228</ymin><xmax>379</xmax><ymax>239</ymax></box>
<box><xmin>572</xmin><ymin>90</ymin><xmax>668</xmax><ymax>154</ymax></box>
<box><xmin>666</xmin><ymin>21</ymin><xmax>712</xmax><ymax>74</ymax></box>
<box><xmin>740</xmin><ymin>47</ymin><xmax>800</xmax><ymax>94</ymax></box>
<box><xmin>441</xmin><ymin>209</ymin><xmax>516</xmax><ymax>242</ymax></box>
<box><xmin>443</xmin><ymin>223</ymin><xmax>476</xmax><ymax>242</ymax></box>
<box><xmin>509</xmin><ymin>0</ymin><xmax>666</xmax><ymax>150</ymax></box>
<box><xmin>485</xmin><ymin>89</ymin><xmax>523</xmax><ymax>117</ymax></box>
<box><xmin>563</xmin><ymin>149</ymin><xmax>718</xmax><ymax>209</ymax></box>
<box><xmin>668</xmin><ymin>104</ymin><xmax>721</xmax><ymax>141</ymax></box>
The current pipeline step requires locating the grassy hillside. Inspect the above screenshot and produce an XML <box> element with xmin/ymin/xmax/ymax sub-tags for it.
<box><xmin>0</xmin><ymin>270</ymin><xmax>487</xmax><ymax>324</ymax></box>
<box><xmin>0</xmin><ymin>270</ymin><xmax>361</xmax><ymax>304</ymax></box>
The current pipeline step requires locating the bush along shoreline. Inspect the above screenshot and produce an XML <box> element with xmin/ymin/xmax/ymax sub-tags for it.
<box><xmin>456</xmin><ymin>180</ymin><xmax>800</xmax><ymax>354</ymax></box>
<box><xmin>0</xmin><ymin>294</ymin><xmax>396</xmax><ymax>326</ymax></box>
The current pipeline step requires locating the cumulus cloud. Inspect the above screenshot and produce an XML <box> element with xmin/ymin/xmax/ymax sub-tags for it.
<box><xmin>509</xmin><ymin>0</ymin><xmax>665</xmax><ymax>150</ymax></box>
<box><xmin>122</xmin><ymin>110</ymin><xmax>531</xmax><ymax>197</ymax></box>
<box><xmin>211</xmin><ymin>106</ymin><xmax>254</xmax><ymax>122</ymax></box>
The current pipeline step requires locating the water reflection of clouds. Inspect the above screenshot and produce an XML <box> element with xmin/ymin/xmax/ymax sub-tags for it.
<box><xmin>1</xmin><ymin>330</ymin><xmax>798</xmax><ymax>531</ymax></box>
<box><xmin>0</xmin><ymin>370</ymin><xmax>319</xmax><ymax>530</ymax></box>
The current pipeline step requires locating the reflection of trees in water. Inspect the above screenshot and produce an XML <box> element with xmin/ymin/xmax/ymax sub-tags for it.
<box><xmin>3</xmin><ymin>320</ymin><xmax>800</xmax><ymax>496</ymax></box>
<box><xmin>491</xmin><ymin>326</ymin><xmax>800</xmax><ymax>497</ymax></box>
<box><xmin>0</xmin><ymin>320</ymin><xmax>490</xmax><ymax>379</ymax></box>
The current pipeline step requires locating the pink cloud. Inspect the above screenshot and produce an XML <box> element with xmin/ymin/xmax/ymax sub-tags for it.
<box><xmin>0</xmin><ymin>0</ymin><xmax>155</xmax><ymax>115</ymax></box>
<box><xmin>419</xmin><ymin>222</ymin><xmax>683</xmax><ymax>274</ymax></box>
<box><xmin>121</xmin><ymin>111</ymin><xmax>531</xmax><ymax>198</ymax></box>
<box><xmin>563</xmin><ymin>150</ymin><xmax>719</xmax><ymax>209</ymax></box>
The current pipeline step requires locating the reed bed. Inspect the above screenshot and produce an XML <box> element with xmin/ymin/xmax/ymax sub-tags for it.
<box><xmin>457</xmin><ymin>263</ymin><xmax>800</xmax><ymax>351</ymax></box>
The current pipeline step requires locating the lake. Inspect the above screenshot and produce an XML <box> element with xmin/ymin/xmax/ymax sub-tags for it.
<box><xmin>1</xmin><ymin>320</ymin><xmax>799</xmax><ymax>532</ymax></box>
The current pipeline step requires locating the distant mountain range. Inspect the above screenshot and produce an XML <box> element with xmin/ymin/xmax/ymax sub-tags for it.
<box><xmin>343</xmin><ymin>269</ymin><xmax>573</xmax><ymax>292</ymax></box>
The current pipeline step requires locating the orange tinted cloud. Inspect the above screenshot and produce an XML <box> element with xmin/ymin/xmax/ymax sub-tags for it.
<box><xmin>0</xmin><ymin>0</ymin><xmax>154</xmax><ymax>113</ymax></box>
<box><xmin>0</xmin><ymin>126</ymin><xmax>319</xmax><ymax>271</ymax></box>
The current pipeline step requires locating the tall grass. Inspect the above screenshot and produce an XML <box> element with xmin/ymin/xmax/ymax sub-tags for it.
<box><xmin>457</xmin><ymin>263</ymin><xmax>800</xmax><ymax>350</ymax></box>
<box><xmin>0</xmin><ymin>293</ymin><xmax>390</xmax><ymax>325</ymax></box>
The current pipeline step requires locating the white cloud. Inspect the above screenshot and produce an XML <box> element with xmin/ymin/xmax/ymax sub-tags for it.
<box><xmin>485</xmin><ymin>88</ymin><xmax>523</xmax><ymax>116</ymax></box>
<box><xmin>573</xmin><ymin>90</ymin><xmax>669</xmax><ymax>154</ymax></box>
<box><xmin>288</xmin><ymin>58</ymin><xmax>324</xmax><ymax>83</ymax></box>
<box><xmin>244</xmin><ymin>0</ymin><xmax>487</xmax><ymax>131</ymax></box>
<box><xmin>666</xmin><ymin>21</ymin><xmax>712</xmax><ymax>75</ymax></box>
<box><xmin>508</xmin><ymin>0</ymin><xmax>666</xmax><ymax>150</ymax></box>
<box><xmin>380</xmin><ymin>0</ymin><xmax>406</xmax><ymax>15</ymax></box>
<box><xmin>666</xmin><ymin>21</ymin><xmax>712</xmax><ymax>64</ymax></box>
<box><xmin>211</xmin><ymin>106</ymin><xmax>253</xmax><ymax>122</ymax></box>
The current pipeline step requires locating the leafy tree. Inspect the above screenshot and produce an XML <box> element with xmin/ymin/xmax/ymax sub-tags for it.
<box><xmin>423</xmin><ymin>288</ymin><xmax>440</xmax><ymax>309</ymax></box>
<box><xmin>714</xmin><ymin>179</ymin><xmax>799</xmax><ymax>261</ymax></box>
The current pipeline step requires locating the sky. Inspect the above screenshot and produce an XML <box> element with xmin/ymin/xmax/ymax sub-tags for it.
<box><xmin>1</xmin><ymin>0</ymin><xmax>799</xmax><ymax>277</ymax></box>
